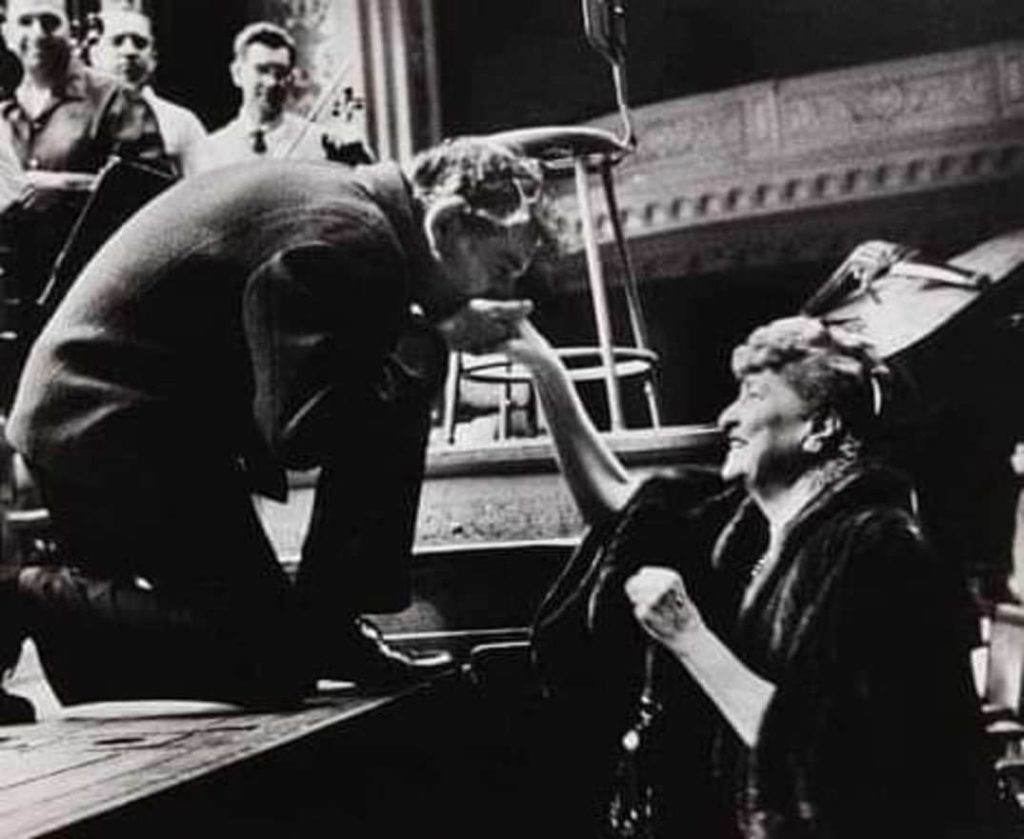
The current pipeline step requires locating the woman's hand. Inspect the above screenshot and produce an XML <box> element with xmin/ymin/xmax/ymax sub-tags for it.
<box><xmin>624</xmin><ymin>566</ymin><xmax>705</xmax><ymax>653</ymax></box>
<box><xmin>627</xmin><ymin>567</ymin><xmax>775</xmax><ymax>748</ymax></box>
<box><xmin>500</xmin><ymin>317</ymin><xmax>558</xmax><ymax>368</ymax></box>
<box><xmin>437</xmin><ymin>298</ymin><xmax>533</xmax><ymax>354</ymax></box>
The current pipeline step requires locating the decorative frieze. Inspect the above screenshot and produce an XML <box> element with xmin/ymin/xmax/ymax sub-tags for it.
<box><xmin>626</xmin><ymin>96</ymin><xmax>748</xmax><ymax>169</ymax></box>
<box><xmin>559</xmin><ymin>42</ymin><xmax>1024</xmax><ymax>280</ymax></box>
<box><xmin>1000</xmin><ymin>49</ymin><xmax>1024</xmax><ymax>114</ymax></box>
<box><xmin>777</xmin><ymin>55</ymin><xmax>998</xmax><ymax>151</ymax></box>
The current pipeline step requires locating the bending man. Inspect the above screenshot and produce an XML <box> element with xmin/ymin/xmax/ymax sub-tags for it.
<box><xmin>0</xmin><ymin>137</ymin><xmax>545</xmax><ymax>719</ymax></box>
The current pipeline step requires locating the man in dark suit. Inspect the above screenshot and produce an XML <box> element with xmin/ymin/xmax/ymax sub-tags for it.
<box><xmin>0</xmin><ymin>137</ymin><xmax>545</xmax><ymax>719</ymax></box>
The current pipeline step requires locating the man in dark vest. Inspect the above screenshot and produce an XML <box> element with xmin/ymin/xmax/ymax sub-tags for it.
<box><xmin>0</xmin><ymin>136</ymin><xmax>546</xmax><ymax>721</ymax></box>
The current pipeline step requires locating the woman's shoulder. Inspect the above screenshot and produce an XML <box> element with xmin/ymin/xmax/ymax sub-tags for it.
<box><xmin>630</xmin><ymin>466</ymin><xmax>733</xmax><ymax>512</ymax></box>
<box><xmin>812</xmin><ymin>470</ymin><xmax>953</xmax><ymax>611</ymax></box>
<box><xmin>783</xmin><ymin>464</ymin><xmax>935</xmax><ymax>599</ymax></box>
<box><xmin>814</xmin><ymin>463</ymin><xmax>923</xmax><ymax>538</ymax></box>
<box><xmin>839</xmin><ymin>465</ymin><xmax>929</xmax><ymax>536</ymax></box>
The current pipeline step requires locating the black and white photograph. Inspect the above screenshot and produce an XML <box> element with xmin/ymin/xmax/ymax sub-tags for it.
<box><xmin>0</xmin><ymin>0</ymin><xmax>1023</xmax><ymax>836</ymax></box>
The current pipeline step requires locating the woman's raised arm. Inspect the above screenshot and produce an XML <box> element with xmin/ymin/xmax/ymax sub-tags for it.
<box><xmin>502</xmin><ymin>319</ymin><xmax>640</xmax><ymax>524</ymax></box>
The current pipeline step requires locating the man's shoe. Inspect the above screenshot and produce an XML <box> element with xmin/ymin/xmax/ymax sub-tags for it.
<box><xmin>326</xmin><ymin>617</ymin><xmax>454</xmax><ymax>689</ymax></box>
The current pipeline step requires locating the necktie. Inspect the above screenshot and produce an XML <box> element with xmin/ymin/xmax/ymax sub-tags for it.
<box><xmin>251</xmin><ymin>128</ymin><xmax>267</xmax><ymax>155</ymax></box>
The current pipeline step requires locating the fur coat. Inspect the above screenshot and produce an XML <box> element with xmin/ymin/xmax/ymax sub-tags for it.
<box><xmin>533</xmin><ymin>464</ymin><xmax>1000</xmax><ymax>838</ymax></box>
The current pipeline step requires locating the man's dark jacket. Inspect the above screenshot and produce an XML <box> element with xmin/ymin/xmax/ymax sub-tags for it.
<box><xmin>10</xmin><ymin>159</ymin><xmax>429</xmax><ymax>479</ymax></box>
<box><xmin>8</xmin><ymin>159</ymin><xmax>444</xmax><ymax>613</ymax></box>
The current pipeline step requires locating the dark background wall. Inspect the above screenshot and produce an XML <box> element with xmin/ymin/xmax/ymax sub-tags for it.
<box><xmin>433</xmin><ymin>0</ymin><xmax>1024</xmax><ymax>425</ymax></box>
<box><xmin>526</xmin><ymin>262</ymin><xmax>826</xmax><ymax>427</ymax></box>
<box><xmin>435</xmin><ymin>0</ymin><xmax>1024</xmax><ymax>134</ymax></box>
<box><xmin>149</xmin><ymin>2</ymin><xmax>252</xmax><ymax>130</ymax></box>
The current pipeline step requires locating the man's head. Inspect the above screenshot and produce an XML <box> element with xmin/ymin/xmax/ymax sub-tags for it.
<box><xmin>91</xmin><ymin>9</ymin><xmax>155</xmax><ymax>89</ymax></box>
<box><xmin>3</xmin><ymin>0</ymin><xmax>70</xmax><ymax>77</ymax></box>
<box><xmin>410</xmin><ymin>137</ymin><xmax>550</xmax><ymax>317</ymax></box>
<box><xmin>230</xmin><ymin>21</ymin><xmax>296</xmax><ymax>125</ymax></box>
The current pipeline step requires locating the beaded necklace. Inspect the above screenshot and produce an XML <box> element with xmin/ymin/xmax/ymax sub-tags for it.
<box><xmin>748</xmin><ymin>551</ymin><xmax>773</xmax><ymax>582</ymax></box>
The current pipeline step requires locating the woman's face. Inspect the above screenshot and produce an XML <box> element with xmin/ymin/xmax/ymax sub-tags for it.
<box><xmin>717</xmin><ymin>368</ymin><xmax>815</xmax><ymax>490</ymax></box>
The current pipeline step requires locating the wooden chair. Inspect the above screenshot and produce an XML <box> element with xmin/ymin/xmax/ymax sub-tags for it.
<box><xmin>442</xmin><ymin>126</ymin><xmax>661</xmax><ymax>443</ymax></box>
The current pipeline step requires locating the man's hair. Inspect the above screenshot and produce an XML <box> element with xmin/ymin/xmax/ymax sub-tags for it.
<box><xmin>409</xmin><ymin>136</ymin><xmax>559</xmax><ymax>254</ymax></box>
<box><xmin>232</xmin><ymin>21</ymin><xmax>296</xmax><ymax>67</ymax></box>
<box><xmin>731</xmin><ymin>315</ymin><xmax>889</xmax><ymax>443</ymax></box>
<box><xmin>409</xmin><ymin>137</ymin><xmax>542</xmax><ymax>210</ymax></box>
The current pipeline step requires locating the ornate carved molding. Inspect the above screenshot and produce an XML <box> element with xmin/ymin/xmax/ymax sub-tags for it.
<box><xmin>550</xmin><ymin>41</ymin><xmax>1024</xmax><ymax>282</ymax></box>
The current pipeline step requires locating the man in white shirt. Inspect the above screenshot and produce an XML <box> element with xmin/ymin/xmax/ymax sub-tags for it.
<box><xmin>203</xmin><ymin>21</ymin><xmax>371</xmax><ymax>169</ymax></box>
<box><xmin>90</xmin><ymin>8</ymin><xmax>209</xmax><ymax>178</ymax></box>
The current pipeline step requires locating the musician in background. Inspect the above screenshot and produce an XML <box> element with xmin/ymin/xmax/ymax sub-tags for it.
<box><xmin>203</xmin><ymin>21</ymin><xmax>373</xmax><ymax>170</ymax></box>
<box><xmin>0</xmin><ymin>0</ymin><xmax>166</xmax><ymax>338</ymax></box>
<box><xmin>90</xmin><ymin>7</ymin><xmax>209</xmax><ymax>178</ymax></box>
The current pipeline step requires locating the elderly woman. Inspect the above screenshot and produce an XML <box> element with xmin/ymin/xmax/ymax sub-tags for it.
<box><xmin>505</xmin><ymin>316</ymin><xmax>999</xmax><ymax>838</ymax></box>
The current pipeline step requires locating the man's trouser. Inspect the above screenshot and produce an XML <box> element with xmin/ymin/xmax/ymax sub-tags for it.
<box><xmin>23</xmin><ymin>447</ymin><xmax>311</xmax><ymax>706</ymax></box>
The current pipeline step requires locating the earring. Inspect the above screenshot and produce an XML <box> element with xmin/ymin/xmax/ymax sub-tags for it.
<box><xmin>803</xmin><ymin>436</ymin><xmax>822</xmax><ymax>454</ymax></box>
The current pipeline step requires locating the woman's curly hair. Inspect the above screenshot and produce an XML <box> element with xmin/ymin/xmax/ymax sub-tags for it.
<box><xmin>731</xmin><ymin>316</ymin><xmax>890</xmax><ymax>445</ymax></box>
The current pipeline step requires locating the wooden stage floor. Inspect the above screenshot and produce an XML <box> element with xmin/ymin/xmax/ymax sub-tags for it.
<box><xmin>1</xmin><ymin>644</ymin><xmax>457</xmax><ymax>839</ymax></box>
<box><xmin>0</xmin><ymin>426</ymin><xmax>719</xmax><ymax>837</ymax></box>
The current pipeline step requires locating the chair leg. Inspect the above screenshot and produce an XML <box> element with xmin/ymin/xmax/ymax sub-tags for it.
<box><xmin>599</xmin><ymin>161</ymin><xmax>662</xmax><ymax>429</ymax></box>
<box><xmin>1010</xmin><ymin>446</ymin><xmax>1024</xmax><ymax>603</ymax></box>
<box><xmin>442</xmin><ymin>351</ymin><xmax>461</xmax><ymax>445</ymax></box>
<box><xmin>497</xmin><ymin>360</ymin><xmax>511</xmax><ymax>441</ymax></box>
<box><xmin>527</xmin><ymin>378</ymin><xmax>540</xmax><ymax>437</ymax></box>
<box><xmin>574</xmin><ymin>157</ymin><xmax>624</xmax><ymax>431</ymax></box>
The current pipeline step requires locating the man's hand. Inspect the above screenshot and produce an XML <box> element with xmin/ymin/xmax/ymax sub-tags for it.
<box><xmin>624</xmin><ymin>566</ymin><xmax>706</xmax><ymax>654</ymax></box>
<box><xmin>437</xmin><ymin>298</ymin><xmax>533</xmax><ymax>354</ymax></box>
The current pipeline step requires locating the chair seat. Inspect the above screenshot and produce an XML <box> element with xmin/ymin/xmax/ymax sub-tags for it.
<box><xmin>461</xmin><ymin>346</ymin><xmax>657</xmax><ymax>385</ymax></box>
<box><xmin>439</xmin><ymin>124</ymin><xmax>659</xmax><ymax>443</ymax></box>
<box><xmin>488</xmin><ymin>125</ymin><xmax>628</xmax><ymax>165</ymax></box>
